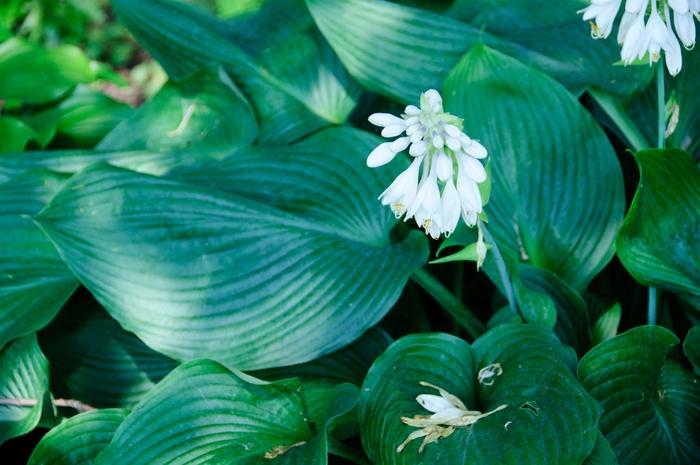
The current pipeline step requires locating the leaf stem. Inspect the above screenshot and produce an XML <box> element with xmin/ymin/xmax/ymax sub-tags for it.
<box><xmin>657</xmin><ymin>62</ymin><xmax>666</xmax><ymax>150</ymax></box>
<box><xmin>411</xmin><ymin>268</ymin><xmax>484</xmax><ymax>339</ymax></box>
<box><xmin>480</xmin><ymin>222</ymin><xmax>518</xmax><ymax>315</ymax></box>
<box><xmin>588</xmin><ymin>88</ymin><xmax>650</xmax><ymax>152</ymax></box>
<box><xmin>648</xmin><ymin>62</ymin><xmax>666</xmax><ymax>326</ymax></box>
<box><xmin>0</xmin><ymin>398</ymin><xmax>94</xmax><ymax>412</ymax></box>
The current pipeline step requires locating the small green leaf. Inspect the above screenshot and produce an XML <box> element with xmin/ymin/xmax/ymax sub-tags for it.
<box><xmin>591</xmin><ymin>303</ymin><xmax>622</xmax><ymax>347</ymax></box>
<box><xmin>579</xmin><ymin>326</ymin><xmax>700</xmax><ymax>465</ymax></box>
<box><xmin>616</xmin><ymin>149</ymin><xmax>700</xmax><ymax>307</ymax></box>
<box><xmin>0</xmin><ymin>117</ymin><xmax>38</xmax><ymax>152</ymax></box>
<box><xmin>0</xmin><ymin>335</ymin><xmax>50</xmax><ymax>444</ymax></box>
<box><xmin>0</xmin><ymin>38</ymin><xmax>95</xmax><ymax>104</ymax></box>
<box><xmin>94</xmin><ymin>361</ymin><xmax>312</xmax><ymax>465</ymax></box>
<box><xmin>28</xmin><ymin>408</ymin><xmax>128</xmax><ymax>465</ymax></box>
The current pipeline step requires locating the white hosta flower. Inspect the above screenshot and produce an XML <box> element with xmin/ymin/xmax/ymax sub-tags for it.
<box><xmin>581</xmin><ymin>0</ymin><xmax>700</xmax><ymax>75</ymax></box>
<box><xmin>367</xmin><ymin>89</ymin><xmax>489</xmax><ymax>239</ymax></box>
<box><xmin>580</xmin><ymin>0</ymin><xmax>623</xmax><ymax>38</ymax></box>
<box><xmin>397</xmin><ymin>381</ymin><xmax>508</xmax><ymax>454</ymax></box>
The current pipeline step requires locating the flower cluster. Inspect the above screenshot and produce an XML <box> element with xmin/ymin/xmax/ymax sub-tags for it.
<box><xmin>367</xmin><ymin>89</ymin><xmax>488</xmax><ymax>240</ymax></box>
<box><xmin>581</xmin><ymin>0</ymin><xmax>700</xmax><ymax>75</ymax></box>
<box><xmin>397</xmin><ymin>381</ymin><xmax>507</xmax><ymax>454</ymax></box>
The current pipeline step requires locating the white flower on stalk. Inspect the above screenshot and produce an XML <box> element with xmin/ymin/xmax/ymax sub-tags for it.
<box><xmin>367</xmin><ymin>89</ymin><xmax>488</xmax><ymax>239</ymax></box>
<box><xmin>397</xmin><ymin>381</ymin><xmax>507</xmax><ymax>454</ymax></box>
<box><xmin>580</xmin><ymin>0</ymin><xmax>700</xmax><ymax>75</ymax></box>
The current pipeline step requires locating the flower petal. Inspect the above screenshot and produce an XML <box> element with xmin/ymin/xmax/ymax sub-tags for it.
<box><xmin>367</xmin><ymin>142</ymin><xmax>399</xmax><ymax>168</ymax></box>
<box><xmin>368</xmin><ymin>113</ymin><xmax>404</xmax><ymax>128</ymax></box>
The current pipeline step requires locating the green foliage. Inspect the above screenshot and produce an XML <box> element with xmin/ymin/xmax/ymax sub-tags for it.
<box><xmin>359</xmin><ymin>327</ymin><xmax>599</xmax><ymax>464</ymax></box>
<box><xmin>617</xmin><ymin>149</ymin><xmax>700</xmax><ymax>308</ymax></box>
<box><xmin>579</xmin><ymin>327</ymin><xmax>700</xmax><ymax>465</ymax></box>
<box><xmin>27</xmin><ymin>408</ymin><xmax>128</xmax><ymax>465</ymax></box>
<box><xmin>34</xmin><ymin>129</ymin><xmax>427</xmax><ymax>369</ymax></box>
<box><xmin>0</xmin><ymin>335</ymin><xmax>49</xmax><ymax>444</ymax></box>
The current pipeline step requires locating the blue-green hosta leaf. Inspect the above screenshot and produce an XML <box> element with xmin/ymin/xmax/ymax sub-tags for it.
<box><xmin>306</xmin><ymin>0</ymin><xmax>648</xmax><ymax>104</ymax></box>
<box><xmin>616</xmin><ymin>149</ymin><xmax>700</xmax><ymax>308</ymax></box>
<box><xmin>443</xmin><ymin>45</ymin><xmax>623</xmax><ymax>291</ymax></box>
<box><xmin>0</xmin><ymin>148</ymin><xmax>208</xmax><ymax>183</ymax></box>
<box><xmin>0</xmin><ymin>335</ymin><xmax>50</xmax><ymax>444</ymax></box>
<box><xmin>98</xmin><ymin>67</ymin><xmax>256</xmax><ymax>154</ymax></box>
<box><xmin>579</xmin><ymin>326</ymin><xmax>700</xmax><ymax>465</ymax></box>
<box><xmin>0</xmin><ymin>172</ymin><xmax>78</xmax><ymax>349</ymax></box>
<box><xmin>111</xmin><ymin>0</ymin><xmax>360</xmax><ymax>143</ymax></box>
<box><xmin>28</xmin><ymin>408</ymin><xmax>128</xmax><ymax>465</ymax></box>
<box><xmin>94</xmin><ymin>361</ymin><xmax>313</xmax><ymax>464</ymax></box>
<box><xmin>40</xmin><ymin>296</ymin><xmax>177</xmax><ymax>409</ymax></box>
<box><xmin>0</xmin><ymin>38</ymin><xmax>95</xmax><ymax>104</ymax></box>
<box><xmin>35</xmin><ymin>129</ymin><xmax>428</xmax><ymax>369</ymax></box>
<box><xmin>359</xmin><ymin>326</ymin><xmax>599</xmax><ymax>464</ymax></box>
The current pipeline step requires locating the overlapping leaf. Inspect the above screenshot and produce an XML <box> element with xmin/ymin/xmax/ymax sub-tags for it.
<box><xmin>359</xmin><ymin>326</ymin><xmax>599</xmax><ymax>464</ymax></box>
<box><xmin>98</xmin><ymin>67</ymin><xmax>257</xmax><ymax>153</ymax></box>
<box><xmin>94</xmin><ymin>361</ymin><xmax>313</xmax><ymax>464</ymax></box>
<box><xmin>616</xmin><ymin>149</ymin><xmax>700</xmax><ymax>308</ymax></box>
<box><xmin>579</xmin><ymin>326</ymin><xmax>700</xmax><ymax>465</ymax></box>
<box><xmin>306</xmin><ymin>0</ymin><xmax>648</xmax><ymax>104</ymax></box>
<box><xmin>35</xmin><ymin>128</ymin><xmax>427</xmax><ymax>369</ymax></box>
<box><xmin>443</xmin><ymin>45</ymin><xmax>624</xmax><ymax>291</ymax></box>
<box><xmin>0</xmin><ymin>335</ymin><xmax>50</xmax><ymax>444</ymax></box>
<box><xmin>40</xmin><ymin>296</ymin><xmax>177</xmax><ymax>408</ymax></box>
<box><xmin>0</xmin><ymin>38</ymin><xmax>95</xmax><ymax>104</ymax></box>
<box><xmin>110</xmin><ymin>0</ymin><xmax>359</xmax><ymax>143</ymax></box>
<box><xmin>27</xmin><ymin>408</ymin><xmax>128</xmax><ymax>465</ymax></box>
<box><xmin>0</xmin><ymin>171</ymin><xmax>78</xmax><ymax>349</ymax></box>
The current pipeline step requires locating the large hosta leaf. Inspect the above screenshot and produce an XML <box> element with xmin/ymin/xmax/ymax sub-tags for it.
<box><xmin>359</xmin><ymin>326</ymin><xmax>599</xmax><ymax>464</ymax></box>
<box><xmin>579</xmin><ymin>326</ymin><xmax>700</xmax><ymax>465</ymax></box>
<box><xmin>98</xmin><ymin>67</ymin><xmax>257</xmax><ymax>154</ymax></box>
<box><xmin>40</xmin><ymin>294</ymin><xmax>177</xmax><ymax>408</ymax></box>
<box><xmin>443</xmin><ymin>45</ymin><xmax>623</xmax><ymax>291</ymax></box>
<box><xmin>0</xmin><ymin>171</ymin><xmax>78</xmax><ymax>349</ymax></box>
<box><xmin>94</xmin><ymin>360</ymin><xmax>313</xmax><ymax>464</ymax></box>
<box><xmin>616</xmin><ymin>149</ymin><xmax>700</xmax><ymax>307</ymax></box>
<box><xmin>28</xmin><ymin>408</ymin><xmax>128</xmax><ymax>465</ymax></box>
<box><xmin>0</xmin><ymin>335</ymin><xmax>50</xmax><ymax>444</ymax></box>
<box><xmin>35</xmin><ymin>128</ymin><xmax>427</xmax><ymax>369</ymax></box>
<box><xmin>111</xmin><ymin>0</ymin><xmax>359</xmax><ymax>143</ymax></box>
<box><xmin>306</xmin><ymin>0</ymin><xmax>648</xmax><ymax>104</ymax></box>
